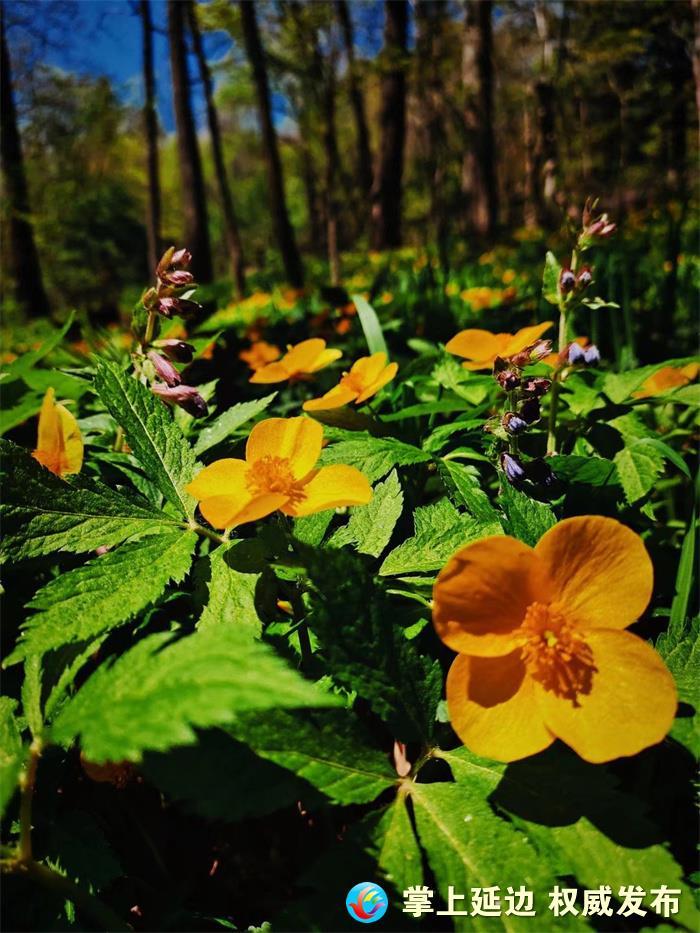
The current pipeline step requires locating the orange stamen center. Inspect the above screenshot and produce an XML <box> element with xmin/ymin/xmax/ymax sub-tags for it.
<box><xmin>339</xmin><ymin>371</ymin><xmax>365</xmax><ymax>393</ymax></box>
<box><xmin>246</xmin><ymin>456</ymin><xmax>307</xmax><ymax>505</ymax></box>
<box><xmin>520</xmin><ymin>602</ymin><xmax>596</xmax><ymax>705</ymax></box>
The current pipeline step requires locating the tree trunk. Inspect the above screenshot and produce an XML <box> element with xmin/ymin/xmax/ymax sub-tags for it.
<box><xmin>187</xmin><ymin>1</ymin><xmax>246</xmax><ymax>298</ymax></box>
<box><xmin>239</xmin><ymin>0</ymin><xmax>303</xmax><ymax>287</ymax></box>
<box><xmin>167</xmin><ymin>0</ymin><xmax>213</xmax><ymax>282</ymax></box>
<box><xmin>0</xmin><ymin>7</ymin><xmax>50</xmax><ymax>318</ymax></box>
<box><xmin>461</xmin><ymin>0</ymin><xmax>498</xmax><ymax>239</ymax></box>
<box><xmin>140</xmin><ymin>0</ymin><xmax>161</xmax><ymax>277</ymax></box>
<box><xmin>336</xmin><ymin>0</ymin><xmax>372</xmax><ymax>198</ymax></box>
<box><xmin>370</xmin><ymin>0</ymin><xmax>408</xmax><ymax>251</ymax></box>
<box><xmin>693</xmin><ymin>0</ymin><xmax>700</xmax><ymax>127</ymax></box>
<box><xmin>531</xmin><ymin>1</ymin><xmax>558</xmax><ymax>226</ymax></box>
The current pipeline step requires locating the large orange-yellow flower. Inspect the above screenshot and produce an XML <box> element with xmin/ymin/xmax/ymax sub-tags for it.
<box><xmin>32</xmin><ymin>387</ymin><xmax>83</xmax><ymax>477</ymax></box>
<box><xmin>249</xmin><ymin>338</ymin><xmax>341</xmax><ymax>384</ymax></box>
<box><xmin>446</xmin><ymin>322</ymin><xmax>553</xmax><ymax>370</ymax></box>
<box><xmin>433</xmin><ymin>516</ymin><xmax>676</xmax><ymax>764</ymax></box>
<box><xmin>239</xmin><ymin>340</ymin><xmax>281</xmax><ymax>373</ymax></box>
<box><xmin>633</xmin><ymin>363</ymin><xmax>698</xmax><ymax>399</ymax></box>
<box><xmin>185</xmin><ymin>416</ymin><xmax>371</xmax><ymax>528</ymax></box>
<box><xmin>303</xmin><ymin>353</ymin><xmax>398</xmax><ymax>412</ymax></box>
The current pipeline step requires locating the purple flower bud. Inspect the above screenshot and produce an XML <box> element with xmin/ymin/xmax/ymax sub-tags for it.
<box><xmin>585</xmin><ymin>215</ymin><xmax>616</xmax><ymax>239</ymax></box>
<box><xmin>576</xmin><ymin>267</ymin><xmax>593</xmax><ymax>289</ymax></box>
<box><xmin>521</xmin><ymin>377</ymin><xmax>551</xmax><ymax>397</ymax></box>
<box><xmin>560</xmin><ymin>269</ymin><xmax>576</xmax><ymax>294</ymax></box>
<box><xmin>509</xmin><ymin>339</ymin><xmax>553</xmax><ymax>368</ymax></box>
<box><xmin>519</xmin><ymin>397</ymin><xmax>541</xmax><ymax>424</ymax></box>
<box><xmin>583</xmin><ymin>344</ymin><xmax>600</xmax><ymax>365</ymax></box>
<box><xmin>567</xmin><ymin>342</ymin><xmax>586</xmax><ymax>365</ymax></box>
<box><xmin>503</xmin><ymin>412</ymin><xmax>528</xmax><ymax>435</ymax></box>
<box><xmin>155</xmin><ymin>339</ymin><xmax>195</xmax><ymax>363</ymax></box>
<box><xmin>496</xmin><ymin>369</ymin><xmax>521</xmax><ymax>391</ymax></box>
<box><xmin>155</xmin><ymin>296</ymin><xmax>201</xmax><ymax>320</ymax></box>
<box><xmin>148</xmin><ymin>351</ymin><xmax>181</xmax><ymax>387</ymax></box>
<box><xmin>501</xmin><ymin>452</ymin><xmax>526</xmax><ymax>486</ymax></box>
<box><xmin>526</xmin><ymin>459</ymin><xmax>556</xmax><ymax>487</ymax></box>
<box><xmin>155</xmin><ymin>297</ymin><xmax>176</xmax><ymax>318</ymax></box>
<box><xmin>151</xmin><ymin>383</ymin><xmax>208</xmax><ymax>418</ymax></box>
<box><xmin>164</xmin><ymin>270</ymin><xmax>195</xmax><ymax>288</ymax></box>
<box><xmin>170</xmin><ymin>248</ymin><xmax>192</xmax><ymax>269</ymax></box>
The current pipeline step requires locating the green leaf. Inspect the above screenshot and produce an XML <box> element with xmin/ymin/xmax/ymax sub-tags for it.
<box><xmin>231</xmin><ymin>709</ymin><xmax>397</xmax><ymax>805</ymax></box>
<box><xmin>301</xmin><ymin>546</ymin><xmax>442</xmax><ymax>742</ymax></box>
<box><xmin>669</xmin><ymin>518</ymin><xmax>697</xmax><ymax>633</ymax></box>
<box><xmin>498</xmin><ymin>483</ymin><xmax>556</xmax><ymax>546</ymax></box>
<box><xmin>614</xmin><ymin>442</ymin><xmax>664</xmax><ymax>505</ymax></box>
<box><xmin>370</xmin><ymin>791</ymin><xmax>424</xmax><ymax>896</ymax></box>
<box><xmin>352</xmin><ymin>294</ymin><xmax>388</xmax><ymax>356</ymax></box>
<box><xmin>1</xmin><ymin>312</ymin><xmax>75</xmax><ymax>382</ymax></box>
<box><xmin>94</xmin><ymin>359</ymin><xmax>197</xmax><ymax>517</ymax></box>
<box><xmin>6</xmin><ymin>531</ymin><xmax>197</xmax><ymax>663</ymax></box>
<box><xmin>21</xmin><ymin>655</ymin><xmax>44</xmax><ymax>738</ymax></box>
<box><xmin>198</xmin><ymin>541</ymin><xmax>262</xmax><ymax>632</ymax></box>
<box><xmin>379</xmin><ymin>497</ymin><xmax>500</xmax><ymax>576</ymax></box>
<box><xmin>320</xmin><ymin>432</ymin><xmax>431</xmax><ymax>483</ymax></box>
<box><xmin>542</xmin><ymin>251</ymin><xmax>562</xmax><ymax>304</ymax></box>
<box><xmin>658</xmin><ymin>616</ymin><xmax>700</xmax><ymax>710</ymax></box>
<box><xmin>603</xmin><ymin>359</ymin><xmax>698</xmax><ymax>404</ymax></box>
<box><xmin>0</xmin><ymin>390</ymin><xmax>44</xmax><ymax>435</ymax></box>
<box><xmin>50</xmin><ymin>625</ymin><xmax>340</xmax><ymax>762</ymax></box>
<box><xmin>0</xmin><ymin>439</ymin><xmax>177</xmax><ymax>561</ymax></box>
<box><xmin>549</xmin><ymin>454</ymin><xmax>617</xmax><ymax>487</ymax></box>
<box><xmin>330</xmin><ymin>469</ymin><xmax>403</xmax><ymax>557</ymax></box>
<box><xmin>432</xmin><ymin>355</ymin><xmax>491</xmax><ymax>404</ymax></box>
<box><xmin>439</xmin><ymin>459</ymin><xmax>502</xmax><ymax>524</ymax></box>
<box><xmin>293</xmin><ymin>510</ymin><xmax>334</xmax><ymax>546</ymax></box>
<box><xmin>0</xmin><ymin>698</ymin><xmax>24</xmax><ymax>818</ymax></box>
<box><xmin>193</xmin><ymin>392</ymin><xmax>277</xmax><ymax>455</ymax></box>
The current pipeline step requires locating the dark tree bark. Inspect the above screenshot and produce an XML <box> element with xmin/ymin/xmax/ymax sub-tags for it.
<box><xmin>370</xmin><ymin>0</ymin><xmax>408</xmax><ymax>250</ymax></box>
<box><xmin>239</xmin><ymin>0</ymin><xmax>303</xmax><ymax>287</ymax></box>
<box><xmin>322</xmin><ymin>39</ymin><xmax>340</xmax><ymax>285</ymax></box>
<box><xmin>140</xmin><ymin>0</ymin><xmax>161</xmax><ymax>276</ymax></box>
<box><xmin>187</xmin><ymin>0</ymin><xmax>246</xmax><ymax>297</ymax></box>
<box><xmin>530</xmin><ymin>1</ymin><xmax>558</xmax><ymax>226</ymax></box>
<box><xmin>167</xmin><ymin>0</ymin><xmax>213</xmax><ymax>282</ymax></box>
<box><xmin>0</xmin><ymin>7</ymin><xmax>50</xmax><ymax>318</ymax></box>
<box><xmin>461</xmin><ymin>0</ymin><xmax>498</xmax><ymax>238</ymax></box>
<box><xmin>336</xmin><ymin>0</ymin><xmax>372</xmax><ymax>198</ymax></box>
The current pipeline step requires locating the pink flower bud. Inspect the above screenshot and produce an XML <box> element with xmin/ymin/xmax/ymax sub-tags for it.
<box><xmin>151</xmin><ymin>383</ymin><xmax>208</xmax><ymax>418</ymax></box>
<box><xmin>148</xmin><ymin>351</ymin><xmax>181</xmax><ymax>386</ymax></box>
<box><xmin>164</xmin><ymin>270</ymin><xmax>194</xmax><ymax>287</ymax></box>
<box><xmin>170</xmin><ymin>248</ymin><xmax>192</xmax><ymax>268</ymax></box>
<box><xmin>155</xmin><ymin>339</ymin><xmax>195</xmax><ymax>363</ymax></box>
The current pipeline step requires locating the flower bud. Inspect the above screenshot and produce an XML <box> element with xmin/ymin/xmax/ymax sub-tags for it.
<box><xmin>496</xmin><ymin>369</ymin><xmax>521</xmax><ymax>391</ymax></box>
<box><xmin>151</xmin><ymin>383</ymin><xmax>208</xmax><ymax>418</ymax></box>
<box><xmin>521</xmin><ymin>376</ymin><xmax>551</xmax><ymax>397</ymax></box>
<box><xmin>155</xmin><ymin>339</ymin><xmax>195</xmax><ymax>363</ymax></box>
<box><xmin>156</xmin><ymin>246</ymin><xmax>192</xmax><ymax>281</ymax></box>
<box><xmin>170</xmin><ymin>247</ymin><xmax>192</xmax><ymax>268</ymax></box>
<box><xmin>526</xmin><ymin>458</ymin><xmax>556</xmax><ymax>487</ymax></box>
<box><xmin>576</xmin><ymin>267</ymin><xmax>593</xmax><ymax>289</ymax></box>
<box><xmin>567</xmin><ymin>342</ymin><xmax>586</xmax><ymax>365</ymax></box>
<box><xmin>509</xmin><ymin>339</ymin><xmax>553</xmax><ymax>368</ymax></box>
<box><xmin>585</xmin><ymin>215</ymin><xmax>616</xmax><ymax>239</ymax></box>
<box><xmin>164</xmin><ymin>270</ymin><xmax>195</xmax><ymax>288</ymax></box>
<box><xmin>148</xmin><ymin>351</ymin><xmax>181</xmax><ymax>387</ymax></box>
<box><xmin>519</xmin><ymin>397</ymin><xmax>541</xmax><ymax>424</ymax></box>
<box><xmin>500</xmin><ymin>452</ymin><xmax>526</xmax><ymax>486</ymax></box>
<box><xmin>503</xmin><ymin>412</ymin><xmax>528</xmax><ymax>435</ymax></box>
<box><xmin>559</xmin><ymin>269</ymin><xmax>576</xmax><ymax>294</ymax></box>
<box><xmin>155</xmin><ymin>296</ymin><xmax>201</xmax><ymax>320</ymax></box>
<box><xmin>583</xmin><ymin>344</ymin><xmax>600</xmax><ymax>365</ymax></box>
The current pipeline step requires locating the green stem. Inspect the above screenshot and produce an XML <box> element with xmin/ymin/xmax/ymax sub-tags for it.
<box><xmin>184</xmin><ymin>521</ymin><xmax>227</xmax><ymax>546</ymax></box>
<box><xmin>18</xmin><ymin>740</ymin><xmax>41</xmax><ymax>863</ymax></box>
<box><xmin>546</xmin><ymin>307</ymin><xmax>568</xmax><ymax>456</ymax></box>
<box><xmin>143</xmin><ymin>309</ymin><xmax>157</xmax><ymax>348</ymax></box>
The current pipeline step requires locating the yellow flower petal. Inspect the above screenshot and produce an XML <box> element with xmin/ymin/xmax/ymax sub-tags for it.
<box><xmin>445</xmin><ymin>329</ymin><xmax>508</xmax><ymax>363</ymax></box>
<box><xmin>350</xmin><ymin>352</ymin><xmax>388</xmax><ymax>384</ymax></box>
<box><xmin>185</xmin><ymin>459</ymin><xmax>248</xmax><ymax>501</ymax></box>
<box><xmin>535</xmin><ymin>629</ymin><xmax>677</xmax><ymax>763</ymax></box>
<box><xmin>306</xmin><ymin>347</ymin><xmax>343</xmax><ymax>372</ymax></box>
<box><xmin>200</xmin><ymin>492</ymin><xmax>287</xmax><ymax>529</ymax></box>
<box><xmin>285</xmin><ymin>464</ymin><xmax>372</xmax><ymax>517</ymax></box>
<box><xmin>433</xmin><ymin>536</ymin><xmax>551</xmax><ymax>657</ymax></box>
<box><xmin>446</xmin><ymin>653</ymin><xmax>555</xmax><ymax>762</ymax></box>
<box><xmin>32</xmin><ymin>388</ymin><xmax>83</xmax><ymax>477</ymax></box>
<box><xmin>503</xmin><ymin>321</ymin><xmax>553</xmax><ymax>356</ymax></box>
<box><xmin>249</xmin><ymin>361</ymin><xmax>293</xmax><ymax>384</ymax></box>
<box><xmin>246</xmin><ymin>417</ymin><xmax>323</xmax><ymax>479</ymax></box>
<box><xmin>355</xmin><ymin>361</ymin><xmax>398</xmax><ymax>403</ymax></box>
<box><xmin>283</xmin><ymin>338</ymin><xmax>327</xmax><ymax>373</ymax></box>
<box><xmin>535</xmin><ymin>516</ymin><xmax>653</xmax><ymax>630</ymax></box>
<box><xmin>303</xmin><ymin>384</ymin><xmax>359</xmax><ymax>411</ymax></box>
<box><xmin>57</xmin><ymin>404</ymin><xmax>83</xmax><ymax>475</ymax></box>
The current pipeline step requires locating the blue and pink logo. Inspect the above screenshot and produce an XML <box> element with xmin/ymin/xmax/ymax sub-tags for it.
<box><xmin>345</xmin><ymin>882</ymin><xmax>388</xmax><ymax>923</ymax></box>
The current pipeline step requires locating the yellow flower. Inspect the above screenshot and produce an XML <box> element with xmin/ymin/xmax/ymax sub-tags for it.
<box><xmin>239</xmin><ymin>340</ymin><xmax>281</xmax><ymax>373</ymax></box>
<box><xmin>185</xmin><ymin>416</ymin><xmax>372</xmax><ymax>528</ymax></box>
<box><xmin>32</xmin><ymin>388</ymin><xmax>83</xmax><ymax>478</ymax></box>
<box><xmin>250</xmin><ymin>338</ymin><xmax>341</xmax><ymax>384</ymax></box>
<box><xmin>303</xmin><ymin>353</ymin><xmax>398</xmax><ymax>411</ymax></box>
<box><xmin>502</xmin><ymin>268</ymin><xmax>517</xmax><ymax>284</ymax></box>
<box><xmin>433</xmin><ymin>516</ymin><xmax>676</xmax><ymax>763</ymax></box>
<box><xmin>446</xmin><ymin>322</ymin><xmax>553</xmax><ymax>370</ymax></box>
<box><xmin>633</xmin><ymin>363</ymin><xmax>698</xmax><ymax>398</ymax></box>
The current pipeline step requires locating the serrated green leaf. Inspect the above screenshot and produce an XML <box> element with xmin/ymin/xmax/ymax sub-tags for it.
<box><xmin>320</xmin><ymin>432</ymin><xmax>430</xmax><ymax>483</ymax></box>
<box><xmin>193</xmin><ymin>393</ymin><xmax>277</xmax><ymax>455</ymax></box>
<box><xmin>293</xmin><ymin>510</ymin><xmax>334</xmax><ymax>546</ymax></box>
<box><xmin>6</xmin><ymin>531</ymin><xmax>197</xmax><ymax>663</ymax></box>
<box><xmin>331</xmin><ymin>469</ymin><xmax>403</xmax><ymax>557</ymax></box>
<box><xmin>370</xmin><ymin>791</ymin><xmax>424</xmax><ymax>895</ymax></box>
<box><xmin>50</xmin><ymin>625</ymin><xmax>340</xmax><ymax>762</ymax></box>
<box><xmin>94</xmin><ymin>359</ymin><xmax>197</xmax><ymax>517</ymax></box>
<box><xmin>432</xmin><ymin>355</ymin><xmax>491</xmax><ymax>404</ymax></box>
<box><xmin>614</xmin><ymin>442</ymin><xmax>663</xmax><ymax>505</ymax></box>
<box><xmin>439</xmin><ymin>459</ymin><xmax>502</xmax><ymax>524</ymax></box>
<box><xmin>21</xmin><ymin>655</ymin><xmax>43</xmax><ymax>738</ymax></box>
<box><xmin>0</xmin><ymin>439</ymin><xmax>177</xmax><ymax>561</ymax></box>
<box><xmin>231</xmin><ymin>709</ymin><xmax>397</xmax><ymax>805</ymax></box>
<box><xmin>542</xmin><ymin>250</ymin><xmax>562</xmax><ymax>304</ymax></box>
<box><xmin>0</xmin><ymin>698</ymin><xmax>24</xmax><ymax>818</ymax></box>
<box><xmin>352</xmin><ymin>295</ymin><xmax>388</xmax><ymax>356</ymax></box>
<box><xmin>198</xmin><ymin>541</ymin><xmax>262</xmax><ymax>632</ymax></box>
<box><xmin>498</xmin><ymin>483</ymin><xmax>556</xmax><ymax>546</ymax></box>
<box><xmin>549</xmin><ymin>454</ymin><xmax>617</xmax><ymax>487</ymax></box>
<box><xmin>379</xmin><ymin>497</ymin><xmax>500</xmax><ymax>576</ymax></box>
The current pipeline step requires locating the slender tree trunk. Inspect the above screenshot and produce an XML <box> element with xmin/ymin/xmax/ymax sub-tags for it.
<box><xmin>140</xmin><ymin>0</ymin><xmax>161</xmax><ymax>276</ymax></box>
<box><xmin>187</xmin><ymin>0</ymin><xmax>246</xmax><ymax>297</ymax></box>
<box><xmin>0</xmin><ymin>8</ymin><xmax>50</xmax><ymax>318</ymax></box>
<box><xmin>336</xmin><ymin>0</ymin><xmax>372</xmax><ymax>199</ymax></box>
<box><xmin>239</xmin><ymin>0</ymin><xmax>303</xmax><ymax>287</ymax></box>
<box><xmin>461</xmin><ymin>0</ymin><xmax>498</xmax><ymax>239</ymax></box>
<box><xmin>370</xmin><ymin>0</ymin><xmax>408</xmax><ymax>250</ymax></box>
<box><xmin>167</xmin><ymin>0</ymin><xmax>213</xmax><ymax>282</ymax></box>
<box><xmin>692</xmin><ymin>0</ymin><xmax>700</xmax><ymax>127</ymax></box>
<box><xmin>532</xmin><ymin>1</ymin><xmax>558</xmax><ymax>226</ymax></box>
<box><xmin>323</xmin><ymin>40</ymin><xmax>340</xmax><ymax>286</ymax></box>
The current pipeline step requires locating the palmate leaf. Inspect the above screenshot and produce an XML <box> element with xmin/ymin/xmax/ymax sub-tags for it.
<box><xmin>6</xmin><ymin>530</ymin><xmax>197</xmax><ymax>664</ymax></box>
<box><xmin>230</xmin><ymin>709</ymin><xmax>397</xmax><ymax>805</ymax></box>
<box><xmin>320</xmin><ymin>431</ymin><xmax>431</xmax><ymax>483</ymax></box>
<box><xmin>0</xmin><ymin>698</ymin><xmax>24</xmax><ymax>818</ymax></box>
<box><xmin>193</xmin><ymin>392</ymin><xmax>277</xmax><ymax>455</ymax></box>
<box><xmin>0</xmin><ymin>439</ymin><xmax>178</xmax><ymax>561</ymax></box>
<box><xmin>330</xmin><ymin>469</ymin><xmax>404</xmax><ymax>558</ymax></box>
<box><xmin>50</xmin><ymin>625</ymin><xmax>340</xmax><ymax>763</ymax></box>
<box><xmin>94</xmin><ymin>359</ymin><xmax>197</xmax><ymax>517</ymax></box>
<box><xmin>438</xmin><ymin>746</ymin><xmax>699</xmax><ymax>930</ymax></box>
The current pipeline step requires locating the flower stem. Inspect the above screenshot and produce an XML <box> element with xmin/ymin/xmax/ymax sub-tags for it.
<box><xmin>143</xmin><ymin>309</ymin><xmax>157</xmax><ymax>348</ymax></box>
<box><xmin>185</xmin><ymin>521</ymin><xmax>227</xmax><ymax>546</ymax></box>
<box><xmin>546</xmin><ymin>298</ymin><xmax>569</xmax><ymax>456</ymax></box>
